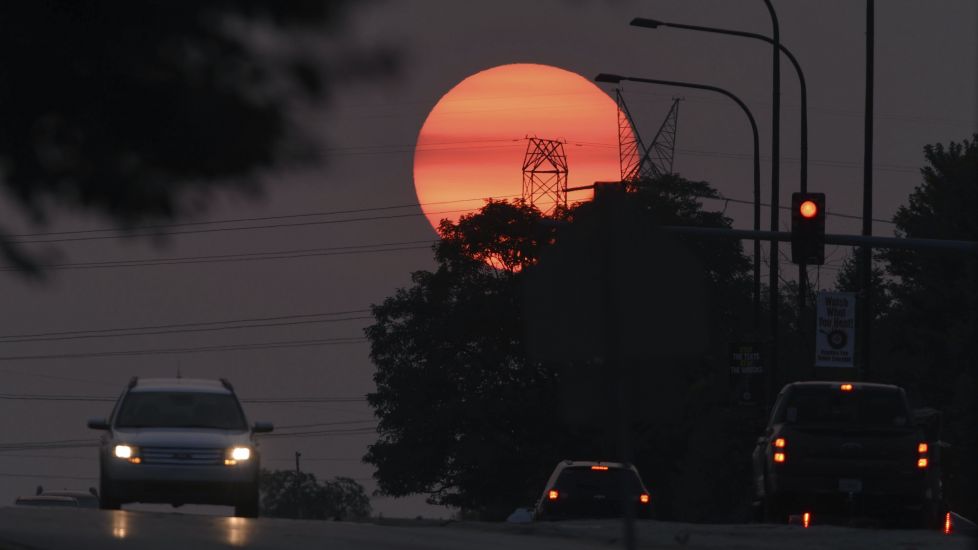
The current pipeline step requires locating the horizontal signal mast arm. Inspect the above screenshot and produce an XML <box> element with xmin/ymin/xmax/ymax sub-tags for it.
<box><xmin>659</xmin><ymin>226</ymin><xmax>978</xmax><ymax>253</ymax></box>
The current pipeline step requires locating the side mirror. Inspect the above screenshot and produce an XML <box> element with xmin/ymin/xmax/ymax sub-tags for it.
<box><xmin>87</xmin><ymin>418</ymin><xmax>110</xmax><ymax>430</ymax></box>
<box><xmin>252</xmin><ymin>422</ymin><xmax>274</xmax><ymax>434</ymax></box>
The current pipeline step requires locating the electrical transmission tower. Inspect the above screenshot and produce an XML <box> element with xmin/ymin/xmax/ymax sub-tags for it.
<box><xmin>616</xmin><ymin>89</ymin><xmax>682</xmax><ymax>181</ymax></box>
<box><xmin>522</xmin><ymin>137</ymin><xmax>568</xmax><ymax>215</ymax></box>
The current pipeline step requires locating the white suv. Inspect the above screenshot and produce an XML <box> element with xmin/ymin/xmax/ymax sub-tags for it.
<box><xmin>88</xmin><ymin>377</ymin><xmax>273</xmax><ymax>517</ymax></box>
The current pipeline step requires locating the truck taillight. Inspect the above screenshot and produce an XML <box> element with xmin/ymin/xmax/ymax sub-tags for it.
<box><xmin>917</xmin><ymin>441</ymin><xmax>929</xmax><ymax>469</ymax></box>
<box><xmin>772</xmin><ymin>437</ymin><xmax>787</xmax><ymax>463</ymax></box>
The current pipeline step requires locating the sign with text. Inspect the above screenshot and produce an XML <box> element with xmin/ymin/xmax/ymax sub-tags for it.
<box><xmin>729</xmin><ymin>342</ymin><xmax>763</xmax><ymax>405</ymax></box>
<box><xmin>815</xmin><ymin>292</ymin><xmax>856</xmax><ymax>368</ymax></box>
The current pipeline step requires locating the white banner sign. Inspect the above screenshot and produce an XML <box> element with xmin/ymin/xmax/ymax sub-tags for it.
<box><xmin>815</xmin><ymin>291</ymin><xmax>856</xmax><ymax>368</ymax></box>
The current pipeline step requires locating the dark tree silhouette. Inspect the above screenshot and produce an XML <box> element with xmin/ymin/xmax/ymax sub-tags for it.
<box><xmin>874</xmin><ymin>134</ymin><xmax>978</xmax><ymax>521</ymax></box>
<box><xmin>0</xmin><ymin>1</ymin><xmax>395</xmax><ymax>273</ymax></box>
<box><xmin>260</xmin><ymin>469</ymin><xmax>370</xmax><ymax>520</ymax></box>
<box><xmin>365</xmin><ymin>178</ymin><xmax>759</xmax><ymax>521</ymax></box>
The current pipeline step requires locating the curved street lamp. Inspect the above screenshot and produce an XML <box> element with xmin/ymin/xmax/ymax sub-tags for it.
<box><xmin>594</xmin><ymin>73</ymin><xmax>762</xmax><ymax>331</ymax></box>
<box><xmin>631</xmin><ymin>1</ymin><xmax>784</xmax><ymax>402</ymax></box>
<box><xmin>629</xmin><ymin>17</ymin><xmax>807</xmax><ymax>193</ymax></box>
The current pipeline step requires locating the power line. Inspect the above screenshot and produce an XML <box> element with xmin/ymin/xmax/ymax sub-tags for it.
<box><xmin>10</xmin><ymin>208</ymin><xmax>473</xmax><ymax>245</ymax></box>
<box><xmin>8</xmin><ymin>194</ymin><xmax>521</xmax><ymax>239</ymax></box>
<box><xmin>0</xmin><ymin>309</ymin><xmax>371</xmax><ymax>341</ymax></box>
<box><xmin>0</xmin><ymin>472</ymin><xmax>98</xmax><ymax>480</ymax></box>
<box><xmin>274</xmin><ymin>419</ymin><xmax>377</xmax><ymax>431</ymax></box>
<box><xmin>0</xmin><ymin>390</ymin><xmax>368</xmax><ymax>402</ymax></box>
<box><xmin>0</xmin><ymin>336</ymin><xmax>366</xmax><ymax>362</ymax></box>
<box><xmin>0</xmin><ymin>316</ymin><xmax>372</xmax><ymax>344</ymax></box>
<box><xmin>0</xmin><ymin>242</ymin><xmax>435</xmax><ymax>272</ymax></box>
<box><xmin>242</xmin><ymin>397</ymin><xmax>367</xmax><ymax>404</ymax></box>
<box><xmin>259</xmin><ymin>427</ymin><xmax>377</xmax><ymax>439</ymax></box>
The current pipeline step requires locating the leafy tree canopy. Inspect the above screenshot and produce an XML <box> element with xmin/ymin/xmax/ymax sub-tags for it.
<box><xmin>0</xmin><ymin>1</ymin><xmax>395</xmax><ymax>272</ymax></box>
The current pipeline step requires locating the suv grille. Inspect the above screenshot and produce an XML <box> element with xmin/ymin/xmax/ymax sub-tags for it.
<box><xmin>140</xmin><ymin>447</ymin><xmax>224</xmax><ymax>466</ymax></box>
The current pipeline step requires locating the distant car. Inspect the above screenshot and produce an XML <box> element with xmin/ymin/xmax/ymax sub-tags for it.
<box><xmin>535</xmin><ymin>460</ymin><xmax>652</xmax><ymax>520</ymax></box>
<box><xmin>752</xmin><ymin>381</ymin><xmax>944</xmax><ymax>527</ymax></box>
<box><xmin>88</xmin><ymin>377</ymin><xmax>273</xmax><ymax>517</ymax></box>
<box><xmin>14</xmin><ymin>495</ymin><xmax>82</xmax><ymax>508</ymax></box>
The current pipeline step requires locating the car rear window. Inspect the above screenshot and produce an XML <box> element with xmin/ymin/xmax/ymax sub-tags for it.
<box><xmin>115</xmin><ymin>391</ymin><xmax>247</xmax><ymax>430</ymax></box>
<box><xmin>554</xmin><ymin>467</ymin><xmax>643</xmax><ymax>496</ymax></box>
<box><xmin>775</xmin><ymin>386</ymin><xmax>909</xmax><ymax>427</ymax></box>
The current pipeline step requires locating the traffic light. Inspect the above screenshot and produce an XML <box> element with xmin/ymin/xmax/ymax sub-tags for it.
<box><xmin>791</xmin><ymin>192</ymin><xmax>825</xmax><ymax>265</ymax></box>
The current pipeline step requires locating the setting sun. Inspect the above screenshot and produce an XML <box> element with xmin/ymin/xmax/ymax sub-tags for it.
<box><xmin>413</xmin><ymin>63</ymin><xmax>629</xmax><ymax>233</ymax></box>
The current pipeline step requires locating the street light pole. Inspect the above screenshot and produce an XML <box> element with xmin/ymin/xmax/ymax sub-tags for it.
<box><xmin>764</xmin><ymin>0</ymin><xmax>782</xmax><ymax>406</ymax></box>
<box><xmin>630</xmin><ymin>17</ymin><xmax>811</xmax><ymax>369</ymax></box>
<box><xmin>861</xmin><ymin>0</ymin><xmax>875</xmax><ymax>380</ymax></box>
<box><xmin>594</xmin><ymin>74</ymin><xmax>761</xmax><ymax>332</ymax></box>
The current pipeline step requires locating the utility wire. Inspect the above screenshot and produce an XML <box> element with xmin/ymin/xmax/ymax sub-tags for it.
<box><xmin>10</xmin><ymin>208</ymin><xmax>473</xmax><ymax>245</ymax></box>
<box><xmin>0</xmin><ymin>243</ymin><xmax>435</xmax><ymax>272</ymax></box>
<box><xmin>0</xmin><ymin>336</ymin><xmax>366</xmax><ymax>362</ymax></box>
<box><xmin>0</xmin><ymin>316</ymin><xmax>372</xmax><ymax>344</ymax></box>
<box><xmin>0</xmin><ymin>393</ymin><xmax>368</xmax><ymax>403</ymax></box>
<box><xmin>0</xmin><ymin>309</ymin><xmax>371</xmax><ymax>341</ymax></box>
<box><xmin>8</xmin><ymin>194</ymin><xmax>521</xmax><ymax>239</ymax></box>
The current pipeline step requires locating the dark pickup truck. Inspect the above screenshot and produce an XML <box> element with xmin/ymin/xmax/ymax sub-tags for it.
<box><xmin>752</xmin><ymin>381</ymin><xmax>944</xmax><ymax>527</ymax></box>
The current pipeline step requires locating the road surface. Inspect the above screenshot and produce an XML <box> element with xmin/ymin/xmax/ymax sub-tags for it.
<box><xmin>0</xmin><ymin>507</ymin><xmax>969</xmax><ymax>549</ymax></box>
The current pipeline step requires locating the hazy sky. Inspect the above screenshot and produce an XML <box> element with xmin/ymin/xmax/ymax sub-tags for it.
<box><xmin>0</xmin><ymin>0</ymin><xmax>975</xmax><ymax>518</ymax></box>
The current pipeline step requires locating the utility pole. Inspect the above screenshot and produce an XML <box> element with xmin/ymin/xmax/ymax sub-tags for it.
<box><xmin>763</xmin><ymin>0</ymin><xmax>782</xmax><ymax>408</ymax></box>
<box><xmin>294</xmin><ymin>451</ymin><xmax>302</xmax><ymax>519</ymax></box>
<box><xmin>860</xmin><ymin>0</ymin><xmax>875</xmax><ymax>381</ymax></box>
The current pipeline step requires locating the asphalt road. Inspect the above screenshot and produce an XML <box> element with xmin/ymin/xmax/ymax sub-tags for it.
<box><xmin>0</xmin><ymin>507</ymin><xmax>971</xmax><ymax>550</ymax></box>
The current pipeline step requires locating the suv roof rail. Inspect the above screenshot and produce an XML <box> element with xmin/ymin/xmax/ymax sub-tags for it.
<box><xmin>219</xmin><ymin>378</ymin><xmax>234</xmax><ymax>392</ymax></box>
<box><xmin>127</xmin><ymin>376</ymin><xmax>139</xmax><ymax>388</ymax></box>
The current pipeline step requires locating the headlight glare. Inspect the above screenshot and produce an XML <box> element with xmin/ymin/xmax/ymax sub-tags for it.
<box><xmin>230</xmin><ymin>447</ymin><xmax>251</xmax><ymax>461</ymax></box>
<box><xmin>113</xmin><ymin>444</ymin><xmax>134</xmax><ymax>459</ymax></box>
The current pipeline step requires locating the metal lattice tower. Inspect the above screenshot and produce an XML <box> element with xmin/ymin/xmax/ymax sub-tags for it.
<box><xmin>522</xmin><ymin>137</ymin><xmax>568</xmax><ymax>215</ymax></box>
<box><xmin>617</xmin><ymin>90</ymin><xmax>682</xmax><ymax>181</ymax></box>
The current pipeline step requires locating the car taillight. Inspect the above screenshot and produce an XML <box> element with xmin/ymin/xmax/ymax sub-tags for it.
<box><xmin>773</xmin><ymin>452</ymin><xmax>786</xmax><ymax>463</ymax></box>
<box><xmin>548</xmin><ymin>489</ymin><xmax>559</xmax><ymax>501</ymax></box>
<box><xmin>639</xmin><ymin>494</ymin><xmax>650</xmax><ymax>504</ymax></box>
<box><xmin>773</xmin><ymin>438</ymin><xmax>786</xmax><ymax>448</ymax></box>
<box><xmin>840</xmin><ymin>383</ymin><xmax>854</xmax><ymax>392</ymax></box>
<box><xmin>590</xmin><ymin>465</ymin><xmax>609</xmax><ymax>471</ymax></box>
<box><xmin>917</xmin><ymin>441</ymin><xmax>928</xmax><ymax>469</ymax></box>
<box><xmin>803</xmin><ymin>511</ymin><xmax>812</xmax><ymax>529</ymax></box>
<box><xmin>943</xmin><ymin>512</ymin><xmax>952</xmax><ymax>535</ymax></box>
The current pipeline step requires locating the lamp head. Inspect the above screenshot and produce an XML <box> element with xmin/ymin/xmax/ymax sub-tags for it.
<box><xmin>594</xmin><ymin>73</ymin><xmax>625</xmax><ymax>84</ymax></box>
<box><xmin>630</xmin><ymin>17</ymin><xmax>664</xmax><ymax>29</ymax></box>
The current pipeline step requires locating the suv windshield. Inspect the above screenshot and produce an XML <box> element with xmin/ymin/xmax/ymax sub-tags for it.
<box><xmin>555</xmin><ymin>467</ymin><xmax>643</xmax><ymax>496</ymax></box>
<box><xmin>775</xmin><ymin>386</ymin><xmax>909</xmax><ymax>428</ymax></box>
<box><xmin>115</xmin><ymin>391</ymin><xmax>247</xmax><ymax>430</ymax></box>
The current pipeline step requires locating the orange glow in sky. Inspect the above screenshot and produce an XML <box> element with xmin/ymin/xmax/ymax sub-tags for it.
<box><xmin>413</xmin><ymin>63</ymin><xmax>628</xmax><ymax>232</ymax></box>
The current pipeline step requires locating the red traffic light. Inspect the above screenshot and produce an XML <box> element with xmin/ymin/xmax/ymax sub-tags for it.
<box><xmin>799</xmin><ymin>200</ymin><xmax>818</xmax><ymax>219</ymax></box>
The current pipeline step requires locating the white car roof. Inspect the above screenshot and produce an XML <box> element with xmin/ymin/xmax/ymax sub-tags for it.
<box><xmin>130</xmin><ymin>378</ymin><xmax>231</xmax><ymax>394</ymax></box>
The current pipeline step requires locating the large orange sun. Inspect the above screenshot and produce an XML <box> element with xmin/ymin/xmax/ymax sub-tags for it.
<box><xmin>413</xmin><ymin>63</ymin><xmax>628</xmax><ymax>232</ymax></box>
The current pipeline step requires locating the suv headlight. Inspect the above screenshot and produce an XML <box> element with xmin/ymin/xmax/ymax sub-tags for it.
<box><xmin>225</xmin><ymin>446</ymin><xmax>252</xmax><ymax>465</ymax></box>
<box><xmin>113</xmin><ymin>444</ymin><xmax>141</xmax><ymax>463</ymax></box>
